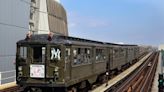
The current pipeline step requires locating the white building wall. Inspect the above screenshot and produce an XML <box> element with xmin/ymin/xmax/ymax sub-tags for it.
<box><xmin>159</xmin><ymin>44</ymin><xmax>164</xmax><ymax>50</ymax></box>
<box><xmin>37</xmin><ymin>0</ymin><xmax>49</xmax><ymax>34</ymax></box>
<box><xmin>0</xmin><ymin>0</ymin><xmax>30</xmax><ymax>84</ymax></box>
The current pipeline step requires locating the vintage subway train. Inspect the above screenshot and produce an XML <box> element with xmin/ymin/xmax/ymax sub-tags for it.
<box><xmin>16</xmin><ymin>33</ymin><xmax>147</xmax><ymax>92</ymax></box>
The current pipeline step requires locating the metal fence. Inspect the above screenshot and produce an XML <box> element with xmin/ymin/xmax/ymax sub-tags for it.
<box><xmin>0</xmin><ymin>70</ymin><xmax>16</xmax><ymax>85</ymax></box>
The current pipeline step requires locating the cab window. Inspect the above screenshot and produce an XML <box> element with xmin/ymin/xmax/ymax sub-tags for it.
<box><xmin>20</xmin><ymin>46</ymin><xmax>27</xmax><ymax>59</ymax></box>
<box><xmin>32</xmin><ymin>46</ymin><xmax>45</xmax><ymax>63</ymax></box>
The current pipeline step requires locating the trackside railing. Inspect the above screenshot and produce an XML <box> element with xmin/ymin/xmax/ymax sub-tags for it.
<box><xmin>0</xmin><ymin>70</ymin><xmax>16</xmax><ymax>85</ymax></box>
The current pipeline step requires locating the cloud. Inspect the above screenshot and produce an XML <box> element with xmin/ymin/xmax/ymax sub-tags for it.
<box><xmin>67</xmin><ymin>11</ymin><xmax>111</xmax><ymax>29</ymax></box>
<box><xmin>68</xmin><ymin>23</ymin><xmax>77</xmax><ymax>28</ymax></box>
<box><xmin>117</xmin><ymin>42</ymin><xmax>124</xmax><ymax>44</ymax></box>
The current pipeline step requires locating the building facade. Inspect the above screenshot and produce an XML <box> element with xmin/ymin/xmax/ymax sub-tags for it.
<box><xmin>29</xmin><ymin>0</ymin><xmax>68</xmax><ymax>36</ymax></box>
<box><xmin>0</xmin><ymin>0</ymin><xmax>68</xmax><ymax>84</ymax></box>
<box><xmin>0</xmin><ymin>0</ymin><xmax>30</xmax><ymax>84</ymax></box>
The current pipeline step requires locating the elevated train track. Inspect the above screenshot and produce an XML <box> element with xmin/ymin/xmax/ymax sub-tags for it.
<box><xmin>0</xmin><ymin>52</ymin><xmax>158</xmax><ymax>92</ymax></box>
<box><xmin>113</xmin><ymin>52</ymin><xmax>158</xmax><ymax>92</ymax></box>
<box><xmin>92</xmin><ymin>52</ymin><xmax>158</xmax><ymax>92</ymax></box>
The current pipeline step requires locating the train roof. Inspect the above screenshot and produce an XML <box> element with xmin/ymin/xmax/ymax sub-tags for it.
<box><xmin>17</xmin><ymin>34</ymin><xmax>138</xmax><ymax>47</ymax></box>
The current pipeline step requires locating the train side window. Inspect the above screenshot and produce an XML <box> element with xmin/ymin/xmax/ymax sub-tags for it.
<box><xmin>84</xmin><ymin>48</ymin><xmax>91</xmax><ymax>63</ymax></box>
<box><xmin>73</xmin><ymin>47</ymin><xmax>91</xmax><ymax>66</ymax></box>
<box><xmin>73</xmin><ymin>49</ymin><xmax>77</xmax><ymax>56</ymax></box>
<box><xmin>77</xmin><ymin>48</ymin><xmax>81</xmax><ymax>54</ymax></box>
<box><xmin>96</xmin><ymin>49</ymin><xmax>105</xmax><ymax>62</ymax></box>
<box><xmin>114</xmin><ymin>49</ymin><xmax>118</xmax><ymax>57</ymax></box>
<box><xmin>96</xmin><ymin>49</ymin><xmax>100</xmax><ymax>61</ymax></box>
<box><xmin>65</xmin><ymin>48</ymin><xmax>70</xmax><ymax>61</ymax></box>
<box><xmin>73</xmin><ymin>48</ymin><xmax>81</xmax><ymax>65</ymax></box>
<box><xmin>42</xmin><ymin>47</ymin><xmax>46</xmax><ymax>63</ymax></box>
<box><xmin>20</xmin><ymin>47</ymin><xmax>27</xmax><ymax>59</ymax></box>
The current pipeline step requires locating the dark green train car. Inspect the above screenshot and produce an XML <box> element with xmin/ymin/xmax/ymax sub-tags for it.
<box><xmin>16</xmin><ymin>34</ymin><xmax>108</xmax><ymax>91</ymax></box>
<box><xmin>16</xmin><ymin>34</ymin><xmax>142</xmax><ymax>91</ymax></box>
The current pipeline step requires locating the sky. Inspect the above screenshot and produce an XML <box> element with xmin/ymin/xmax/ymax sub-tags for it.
<box><xmin>60</xmin><ymin>0</ymin><xmax>164</xmax><ymax>46</ymax></box>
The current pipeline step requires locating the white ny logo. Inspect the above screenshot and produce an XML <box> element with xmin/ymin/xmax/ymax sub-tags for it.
<box><xmin>51</xmin><ymin>48</ymin><xmax>61</xmax><ymax>60</ymax></box>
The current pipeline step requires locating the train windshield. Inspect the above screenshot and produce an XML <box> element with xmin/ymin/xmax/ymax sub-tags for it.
<box><xmin>32</xmin><ymin>46</ymin><xmax>46</xmax><ymax>63</ymax></box>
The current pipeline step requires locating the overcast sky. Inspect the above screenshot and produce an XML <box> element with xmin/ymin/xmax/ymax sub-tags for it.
<box><xmin>61</xmin><ymin>0</ymin><xmax>164</xmax><ymax>46</ymax></box>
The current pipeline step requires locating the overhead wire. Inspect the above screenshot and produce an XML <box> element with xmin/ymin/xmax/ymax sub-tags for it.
<box><xmin>0</xmin><ymin>22</ymin><xmax>28</xmax><ymax>30</ymax></box>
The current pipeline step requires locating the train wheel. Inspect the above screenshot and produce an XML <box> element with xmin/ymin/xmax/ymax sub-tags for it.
<box><xmin>23</xmin><ymin>87</ymin><xmax>31</xmax><ymax>92</ymax></box>
<box><xmin>71</xmin><ymin>87</ymin><xmax>77</xmax><ymax>92</ymax></box>
<box><xmin>28</xmin><ymin>88</ymin><xmax>42</xmax><ymax>92</ymax></box>
<box><xmin>67</xmin><ymin>87</ymin><xmax>77</xmax><ymax>92</ymax></box>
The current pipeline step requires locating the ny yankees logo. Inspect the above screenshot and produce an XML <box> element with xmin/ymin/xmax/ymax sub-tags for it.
<box><xmin>51</xmin><ymin>48</ymin><xmax>61</xmax><ymax>60</ymax></box>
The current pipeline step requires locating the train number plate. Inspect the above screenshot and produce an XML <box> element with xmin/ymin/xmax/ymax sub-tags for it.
<box><xmin>30</xmin><ymin>65</ymin><xmax>45</xmax><ymax>78</ymax></box>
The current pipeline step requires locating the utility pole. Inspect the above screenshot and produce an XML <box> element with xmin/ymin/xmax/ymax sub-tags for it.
<box><xmin>161</xmin><ymin>50</ymin><xmax>164</xmax><ymax>75</ymax></box>
<box><xmin>159</xmin><ymin>49</ymin><xmax>164</xmax><ymax>92</ymax></box>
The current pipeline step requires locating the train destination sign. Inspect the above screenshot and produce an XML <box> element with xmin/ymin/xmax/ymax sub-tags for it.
<box><xmin>30</xmin><ymin>65</ymin><xmax>45</xmax><ymax>78</ymax></box>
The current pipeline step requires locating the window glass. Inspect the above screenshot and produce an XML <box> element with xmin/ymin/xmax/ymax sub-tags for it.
<box><xmin>32</xmin><ymin>46</ymin><xmax>45</xmax><ymax>63</ymax></box>
<box><xmin>96</xmin><ymin>48</ymin><xmax>105</xmax><ymax>62</ymax></box>
<box><xmin>73</xmin><ymin>49</ymin><xmax>77</xmax><ymax>56</ymax></box>
<box><xmin>73</xmin><ymin>48</ymin><xmax>81</xmax><ymax>65</ymax></box>
<box><xmin>65</xmin><ymin>48</ymin><xmax>70</xmax><ymax>62</ymax></box>
<box><xmin>73</xmin><ymin>47</ymin><xmax>91</xmax><ymax>66</ymax></box>
<box><xmin>20</xmin><ymin>47</ymin><xmax>27</xmax><ymax>59</ymax></box>
<box><xmin>42</xmin><ymin>47</ymin><xmax>46</xmax><ymax>62</ymax></box>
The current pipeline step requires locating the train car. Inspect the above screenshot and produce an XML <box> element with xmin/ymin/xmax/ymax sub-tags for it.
<box><xmin>16</xmin><ymin>33</ymin><xmax>108</xmax><ymax>91</ymax></box>
<box><xmin>16</xmin><ymin>33</ymin><xmax>141</xmax><ymax>92</ymax></box>
<box><xmin>106</xmin><ymin>44</ymin><xmax>139</xmax><ymax>73</ymax></box>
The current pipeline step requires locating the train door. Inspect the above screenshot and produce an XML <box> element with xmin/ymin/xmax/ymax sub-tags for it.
<box><xmin>16</xmin><ymin>45</ymin><xmax>29</xmax><ymax>80</ymax></box>
<box><xmin>46</xmin><ymin>45</ymin><xmax>64</xmax><ymax>82</ymax></box>
<box><xmin>110</xmin><ymin>47</ymin><xmax>114</xmax><ymax>70</ymax></box>
<box><xmin>30</xmin><ymin>45</ymin><xmax>46</xmax><ymax>78</ymax></box>
<box><xmin>107</xmin><ymin>47</ymin><xmax>112</xmax><ymax>71</ymax></box>
<box><xmin>65</xmin><ymin>46</ymin><xmax>71</xmax><ymax>81</ymax></box>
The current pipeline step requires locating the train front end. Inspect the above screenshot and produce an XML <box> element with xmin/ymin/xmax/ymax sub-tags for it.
<box><xmin>16</xmin><ymin>34</ymin><xmax>67</xmax><ymax>91</ymax></box>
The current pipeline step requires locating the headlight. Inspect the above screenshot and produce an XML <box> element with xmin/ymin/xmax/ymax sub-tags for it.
<box><xmin>18</xmin><ymin>66</ymin><xmax>22</xmax><ymax>71</ymax></box>
<box><xmin>18</xmin><ymin>71</ymin><xmax>23</xmax><ymax>76</ymax></box>
<box><xmin>54</xmin><ymin>67</ymin><xmax>59</xmax><ymax>72</ymax></box>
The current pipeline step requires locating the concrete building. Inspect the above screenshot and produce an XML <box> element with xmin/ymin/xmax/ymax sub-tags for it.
<box><xmin>0</xmin><ymin>0</ymin><xmax>68</xmax><ymax>85</ymax></box>
<box><xmin>159</xmin><ymin>44</ymin><xmax>164</xmax><ymax>50</ymax></box>
<box><xmin>29</xmin><ymin>0</ymin><xmax>68</xmax><ymax>35</ymax></box>
<box><xmin>0</xmin><ymin>0</ymin><xmax>30</xmax><ymax>84</ymax></box>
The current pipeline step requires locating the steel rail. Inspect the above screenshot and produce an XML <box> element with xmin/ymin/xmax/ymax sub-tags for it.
<box><xmin>113</xmin><ymin>52</ymin><xmax>155</xmax><ymax>92</ymax></box>
<box><xmin>139</xmin><ymin>52</ymin><xmax>159</xmax><ymax>92</ymax></box>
